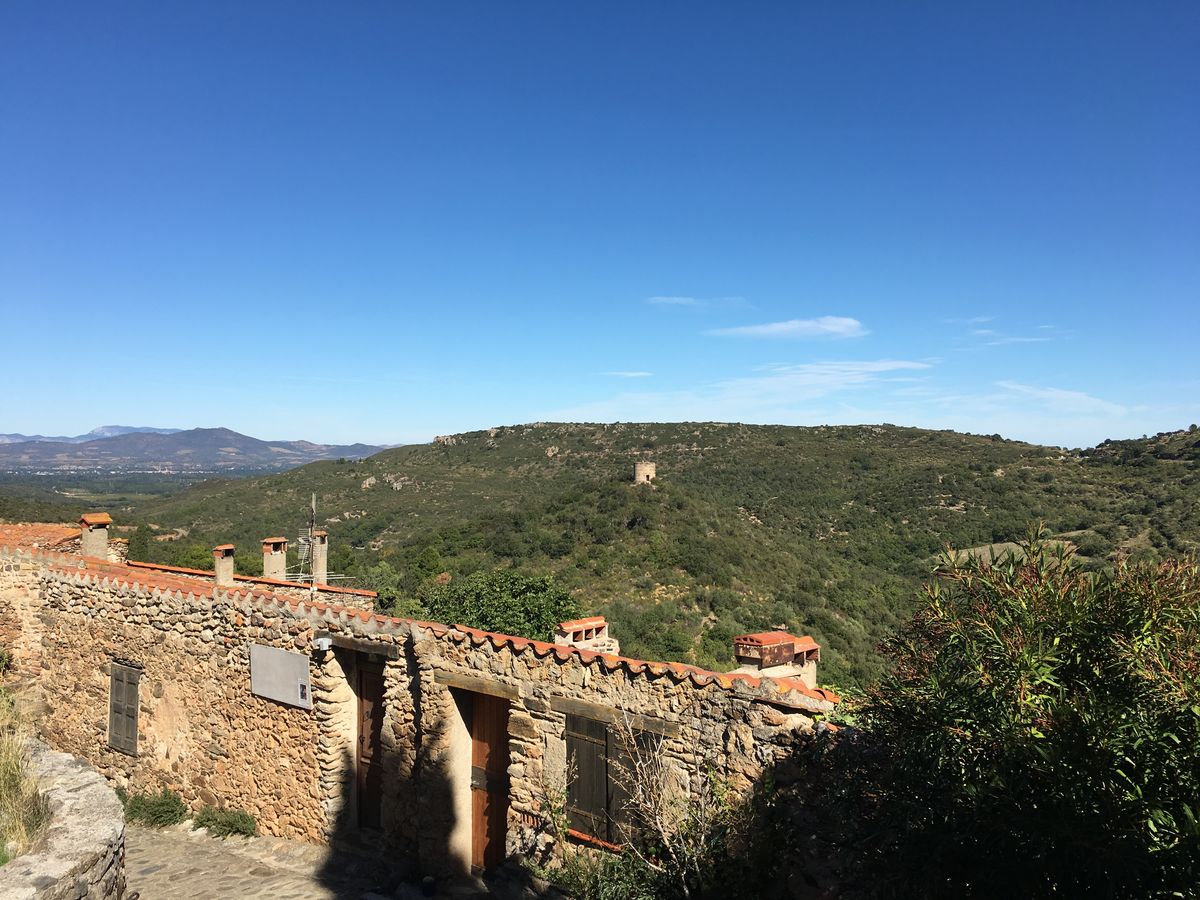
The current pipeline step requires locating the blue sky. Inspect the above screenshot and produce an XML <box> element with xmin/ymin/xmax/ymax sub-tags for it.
<box><xmin>2</xmin><ymin>3</ymin><xmax>1197</xmax><ymax>448</ymax></box>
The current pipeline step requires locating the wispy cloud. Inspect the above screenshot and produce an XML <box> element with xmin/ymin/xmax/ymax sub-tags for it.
<box><xmin>944</xmin><ymin>315</ymin><xmax>994</xmax><ymax>325</ymax></box>
<box><xmin>957</xmin><ymin>322</ymin><xmax>1055</xmax><ymax>347</ymax></box>
<box><xmin>986</xmin><ymin>336</ymin><xmax>1051</xmax><ymax>346</ymax></box>
<box><xmin>603</xmin><ymin>371</ymin><xmax>653</xmax><ymax>378</ymax></box>
<box><xmin>708</xmin><ymin>316</ymin><xmax>867</xmax><ymax>339</ymax></box>
<box><xmin>546</xmin><ymin>359</ymin><xmax>930</xmax><ymax>423</ymax></box>
<box><xmin>996</xmin><ymin>381</ymin><xmax>1127</xmax><ymax>416</ymax></box>
<box><xmin>646</xmin><ymin>295</ymin><xmax>747</xmax><ymax>310</ymax></box>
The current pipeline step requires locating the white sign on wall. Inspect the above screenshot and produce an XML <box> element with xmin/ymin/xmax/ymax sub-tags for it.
<box><xmin>249</xmin><ymin>644</ymin><xmax>312</xmax><ymax>710</ymax></box>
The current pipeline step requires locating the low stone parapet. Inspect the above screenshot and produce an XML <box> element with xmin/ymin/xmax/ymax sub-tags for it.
<box><xmin>0</xmin><ymin>740</ymin><xmax>125</xmax><ymax>899</ymax></box>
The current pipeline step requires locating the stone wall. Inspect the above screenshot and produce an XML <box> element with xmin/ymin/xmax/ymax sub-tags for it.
<box><xmin>29</xmin><ymin>565</ymin><xmax>327</xmax><ymax>843</ymax></box>
<box><xmin>0</xmin><ymin>546</ymin><xmax>836</xmax><ymax>878</ymax></box>
<box><xmin>0</xmin><ymin>739</ymin><xmax>125</xmax><ymax>900</ymax></box>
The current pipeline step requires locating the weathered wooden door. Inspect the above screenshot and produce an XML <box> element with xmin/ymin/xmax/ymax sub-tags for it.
<box><xmin>469</xmin><ymin>693</ymin><xmax>510</xmax><ymax>873</ymax></box>
<box><xmin>357</xmin><ymin>662</ymin><xmax>386</xmax><ymax>830</ymax></box>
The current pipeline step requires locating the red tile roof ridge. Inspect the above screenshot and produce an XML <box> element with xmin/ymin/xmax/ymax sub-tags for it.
<box><xmin>447</xmin><ymin>624</ymin><xmax>838</xmax><ymax>710</ymax></box>
<box><xmin>24</xmin><ymin>550</ymin><xmax>841</xmax><ymax>710</ymax></box>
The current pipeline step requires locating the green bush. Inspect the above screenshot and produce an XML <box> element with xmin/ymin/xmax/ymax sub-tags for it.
<box><xmin>192</xmin><ymin>804</ymin><xmax>257</xmax><ymax>838</ymax></box>
<box><xmin>851</xmin><ymin>534</ymin><xmax>1200</xmax><ymax>897</ymax></box>
<box><xmin>119</xmin><ymin>787</ymin><xmax>187</xmax><ymax>827</ymax></box>
<box><xmin>419</xmin><ymin>570</ymin><xmax>581</xmax><ymax>642</ymax></box>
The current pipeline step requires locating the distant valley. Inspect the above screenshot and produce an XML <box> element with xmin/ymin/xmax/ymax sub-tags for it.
<box><xmin>0</xmin><ymin>426</ymin><xmax>385</xmax><ymax>474</ymax></box>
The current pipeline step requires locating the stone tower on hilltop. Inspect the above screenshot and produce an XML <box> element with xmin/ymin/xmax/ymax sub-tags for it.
<box><xmin>634</xmin><ymin>460</ymin><xmax>657</xmax><ymax>484</ymax></box>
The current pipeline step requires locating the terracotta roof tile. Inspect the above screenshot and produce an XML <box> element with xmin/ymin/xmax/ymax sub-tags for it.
<box><xmin>734</xmin><ymin>631</ymin><xmax>796</xmax><ymax>646</ymax></box>
<box><xmin>79</xmin><ymin>513</ymin><xmax>113</xmax><ymax>526</ymax></box>
<box><xmin>0</xmin><ymin>524</ymin><xmax>79</xmax><ymax>549</ymax></box>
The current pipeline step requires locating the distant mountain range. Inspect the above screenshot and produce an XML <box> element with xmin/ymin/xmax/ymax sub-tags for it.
<box><xmin>0</xmin><ymin>427</ymin><xmax>384</xmax><ymax>473</ymax></box>
<box><xmin>0</xmin><ymin>425</ymin><xmax>183</xmax><ymax>444</ymax></box>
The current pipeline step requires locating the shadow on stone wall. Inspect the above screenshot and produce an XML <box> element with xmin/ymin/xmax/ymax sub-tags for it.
<box><xmin>313</xmin><ymin>744</ymin><xmax>458</xmax><ymax>899</ymax></box>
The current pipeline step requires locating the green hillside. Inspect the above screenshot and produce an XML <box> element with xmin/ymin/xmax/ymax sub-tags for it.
<box><xmin>108</xmin><ymin>423</ymin><xmax>1200</xmax><ymax>684</ymax></box>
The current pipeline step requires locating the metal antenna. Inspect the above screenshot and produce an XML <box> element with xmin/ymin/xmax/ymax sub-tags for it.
<box><xmin>287</xmin><ymin>491</ymin><xmax>350</xmax><ymax>590</ymax></box>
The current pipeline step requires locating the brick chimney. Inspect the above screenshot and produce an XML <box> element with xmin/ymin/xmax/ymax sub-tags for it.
<box><xmin>732</xmin><ymin>631</ymin><xmax>821</xmax><ymax>688</ymax></box>
<box><xmin>79</xmin><ymin>513</ymin><xmax>113</xmax><ymax>559</ymax></box>
<box><xmin>212</xmin><ymin>544</ymin><xmax>236</xmax><ymax>587</ymax></box>
<box><xmin>311</xmin><ymin>531</ymin><xmax>329</xmax><ymax>584</ymax></box>
<box><xmin>555</xmin><ymin>616</ymin><xmax>620</xmax><ymax>655</ymax></box>
<box><xmin>261</xmin><ymin>537</ymin><xmax>288</xmax><ymax>580</ymax></box>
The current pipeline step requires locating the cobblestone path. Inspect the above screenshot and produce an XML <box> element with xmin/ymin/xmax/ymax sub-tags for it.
<box><xmin>124</xmin><ymin>823</ymin><xmax>398</xmax><ymax>900</ymax></box>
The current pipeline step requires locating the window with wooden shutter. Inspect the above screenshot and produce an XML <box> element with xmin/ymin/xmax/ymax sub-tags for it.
<box><xmin>565</xmin><ymin>714</ymin><xmax>650</xmax><ymax>845</ymax></box>
<box><xmin>108</xmin><ymin>663</ymin><xmax>140</xmax><ymax>756</ymax></box>
<box><xmin>565</xmin><ymin>714</ymin><xmax>608</xmax><ymax>840</ymax></box>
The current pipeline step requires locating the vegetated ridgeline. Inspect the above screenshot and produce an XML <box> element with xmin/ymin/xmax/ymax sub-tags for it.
<box><xmin>88</xmin><ymin>423</ymin><xmax>1200</xmax><ymax>685</ymax></box>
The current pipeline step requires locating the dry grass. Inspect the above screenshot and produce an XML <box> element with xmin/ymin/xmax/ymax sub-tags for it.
<box><xmin>0</xmin><ymin>688</ymin><xmax>49</xmax><ymax>864</ymax></box>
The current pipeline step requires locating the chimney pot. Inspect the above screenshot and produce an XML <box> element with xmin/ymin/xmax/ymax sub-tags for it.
<box><xmin>213</xmin><ymin>544</ymin><xmax>236</xmax><ymax>586</ymax></box>
<box><xmin>79</xmin><ymin>512</ymin><xmax>113</xmax><ymax>559</ymax></box>
<box><xmin>554</xmin><ymin>616</ymin><xmax>619</xmax><ymax>655</ymax></box>
<box><xmin>262</xmin><ymin>537</ymin><xmax>288</xmax><ymax>580</ymax></box>
<box><xmin>311</xmin><ymin>530</ymin><xmax>329</xmax><ymax>585</ymax></box>
<box><xmin>732</xmin><ymin>631</ymin><xmax>821</xmax><ymax>688</ymax></box>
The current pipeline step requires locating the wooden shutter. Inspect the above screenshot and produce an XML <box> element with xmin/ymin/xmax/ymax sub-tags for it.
<box><xmin>607</xmin><ymin>728</ymin><xmax>654</xmax><ymax>844</ymax></box>
<box><xmin>565</xmin><ymin>714</ymin><xmax>608</xmax><ymax>839</ymax></box>
<box><xmin>108</xmin><ymin>663</ymin><xmax>140</xmax><ymax>755</ymax></box>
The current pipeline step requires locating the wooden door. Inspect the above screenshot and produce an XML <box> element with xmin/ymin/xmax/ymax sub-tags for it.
<box><xmin>357</xmin><ymin>662</ymin><xmax>386</xmax><ymax>830</ymax></box>
<box><xmin>469</xmin><ymin>693</ymin><xmax>510</xmax><ymax>873</ymax></box>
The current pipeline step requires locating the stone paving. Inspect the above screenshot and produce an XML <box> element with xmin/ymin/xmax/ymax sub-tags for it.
<box><xmin>124</xmin><ymin>823</ymin><xmax>402</xmax><ymax>899</ymax></box>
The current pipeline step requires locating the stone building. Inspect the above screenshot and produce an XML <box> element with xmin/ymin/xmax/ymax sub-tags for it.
<box><xmin>633</xmin><ymin>460</ymin><xmax>656</xmax><ymax>484</ymax></box>
<box><xmin>0</xmin><ymin>517</ymin><xmax>838</xmax><ymax>881</ymax></box>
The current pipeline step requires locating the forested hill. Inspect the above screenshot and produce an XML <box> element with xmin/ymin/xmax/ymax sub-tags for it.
<box><xmin>131</xmin><ymin>422</ymin><xmax>1200</xmax><ymax>685</ymax></box>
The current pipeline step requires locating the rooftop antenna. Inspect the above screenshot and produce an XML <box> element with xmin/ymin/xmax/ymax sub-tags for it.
<box><xmin>288</xmin><ymin>492</ymin><xmax>350</xmax><ymax>593</ymax></box>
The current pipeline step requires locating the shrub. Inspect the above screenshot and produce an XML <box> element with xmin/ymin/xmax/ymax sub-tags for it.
<box><xmin>533</xmin><ymin>709</ymin><xmax>761</xmax><ymax>900</ymax></box>
<box><xmin>418</xmin><ymin>570</ymin><xmax>581</xmax><ymax>642</ymax></box>
<box><xmin>0</xmin><ymin>648</ymin><xmax>12</xmax><ymax>674</ymax></box>
<box><xmin>120</xmin><ymin>787</ymin><xmax>187</xmax><ymax>827</ymax></box>
<box><xmin>854</xmin><ymin>533</ymin><xmax>1200</xmax><ymax>897</ymax></box>
<box><xmin>192</xmin><ymin>804</ymin><xmax>256</xmax><ymax>838</ymax></box>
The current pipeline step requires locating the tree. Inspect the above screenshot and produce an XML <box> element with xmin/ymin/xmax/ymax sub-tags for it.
<box><xmin>419</xmin><ymin>570</ymin><xmax>581</xmax><ymax>642</ymax></box>
<box><xmin>127</xmin><ymin>525</ymin><xmax>152</xmax><ymax>562</ymax></box>
<box><xmin>857</xmin><ymin>534</ymin><xmax>1200</xmax><ymax>897</ymax></box>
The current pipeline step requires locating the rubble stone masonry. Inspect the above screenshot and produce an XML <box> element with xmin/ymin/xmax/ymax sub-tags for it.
<box><xmin>0</xmin><ymin>539</ymin><xmax>837</xmax><ymax>876</ymax></box>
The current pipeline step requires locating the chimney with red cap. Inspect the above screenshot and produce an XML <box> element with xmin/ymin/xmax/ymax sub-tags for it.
<box><xmin>555</xmin><ymin>616</ymin><xmax>620</xmax><ymax>655</ymax></box>
<box><xmin>262</xmin><ymin>537</ymin><xmax>288</xmax><ymax>580</ymax></box>
<box><xmin>213</xmin><ymin>544</ymin><xmax>236</xmax><ymax>587</ymax></box>
<box><xmin>79</xmin><ymin>513</ymin><xmax>113</xmax><ymax>559</ymax></box>
<box><xmin>732</xmin><ymin>631</ymin><xmax>821</xmax><ymax>688</ymax></box>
